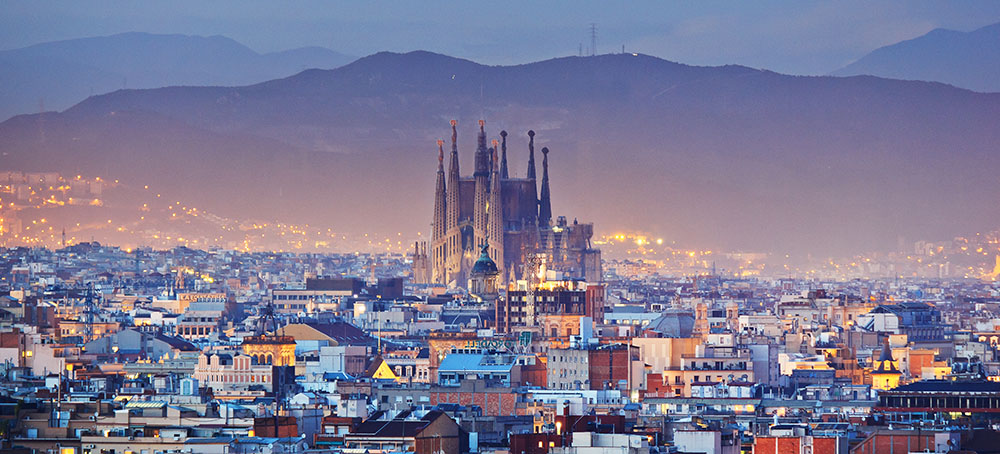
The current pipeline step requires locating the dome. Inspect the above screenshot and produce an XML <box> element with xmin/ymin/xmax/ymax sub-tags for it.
<box><xmin>872</xmin><ymin>338</ymin><xmax>900</xmax><ymax>374</ymax></box>
<box><xmin>471</xmin><ymin>243</ymin><xmax>500</xmax><ymax>276</ymax></box>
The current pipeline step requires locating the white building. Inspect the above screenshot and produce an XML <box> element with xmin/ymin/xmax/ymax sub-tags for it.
<box><xmin>550</xmin><ymin>432</ymin><xmax>649</xmax><ymax>454</ymax></box>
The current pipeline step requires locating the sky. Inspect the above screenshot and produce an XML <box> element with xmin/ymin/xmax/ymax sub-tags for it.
<box><xmin>2</xmin><ymin>1</ymin><xmax>1000</xmax><ymax>74</ymax></box>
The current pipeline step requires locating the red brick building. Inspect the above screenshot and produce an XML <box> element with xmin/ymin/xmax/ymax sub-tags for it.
<box><xmin>429</xmin><ymin>390</ymin><xmax>518</xmax><ymax>416</ymax></box>
<box><xmin>510</xmin><ymin>433</ymin><xmax>566</xmax><ymax>454</ymax></box>
<box><xmin>254</xmin><ymin>415</ymin><xmax>298</xmax><ymax>438</ymax></box>
<box><xmin>585</xmin><ymin>284</ymin><xmax>605</xmax><ymax>321</ymax></box>
<box><xmin>555</xmin><ymin>414</ymin><xmax>626</xmax><ymax>437</ymax></box>
<box><xmin>851</xmin><ymin>430</ymin><xmax>953</xmax><ymax>454</ymax></box>
<box><xmin>313</xmin><ymin>416</ymin><xmax>359</xmax><ymax>449</ymax></box>
<box><xmin>642</xmin><ymin>372</ymin><xmax>685</xmax><ymax>398</ymax></box>
<box><xmin>753</xmin><ymin>435</ymin><xmax>845</xmax><ymax>454</ymax></box>
<box><xmin>521</xmin><ymin>358</ymin><xmax>547</xmax><ymax>387</ymax></box>
<box><xmin>588</xmin><ymin>343</ymin><xmax>638</xmax><ymax>390</ymax></box>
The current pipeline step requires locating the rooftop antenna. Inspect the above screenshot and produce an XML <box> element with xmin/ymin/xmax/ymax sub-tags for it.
<box><xmin>589</xmin><ymin>23</ymin><xmax>597</xmax><ymax>56</ymax></box>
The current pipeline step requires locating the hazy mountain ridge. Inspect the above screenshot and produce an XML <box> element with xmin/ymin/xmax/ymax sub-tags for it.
<box><xmin>0</xmin><ymin>32</ymin><xmax>356</xmax><ymax>121</ymax></box>
<box><xmin>832</xmin><ymin>22</ymin><xmax>1000</xmax><ymax>92</ymax></box>
<box><xmin>3</xmin><ymin>51</ymin><xmax>999</xmax><ymax>259</ymax></box>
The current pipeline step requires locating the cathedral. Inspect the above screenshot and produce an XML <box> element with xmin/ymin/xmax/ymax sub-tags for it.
<box><xmin>426</xmin><ymin>120</ymin><xmax>601</xmax><ymax>287</ymax></box>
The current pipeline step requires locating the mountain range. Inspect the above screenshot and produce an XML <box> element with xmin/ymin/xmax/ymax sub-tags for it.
<box><xmin>0</xmin><ymin>32</ymin><xmax>355</xmax><ymax>121</ymax></box>
<box><xmin>2</xmin><ymin>51</ymin><xmax>999</xmax><ymax>260</ymax></box>
<box><xmin>833</xmin><ymin>22</ymin><xmax>1000</xmax><ymax>92</ymax></box>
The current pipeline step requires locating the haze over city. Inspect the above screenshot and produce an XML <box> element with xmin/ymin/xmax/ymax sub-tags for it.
<box><xmin>4</xmin><ymin>6</ymin><xmax>1000</xmax><ymax>275</ymax></box>
<box><xmin>3</xmin><ymin>5</ymin><xmax>1000</xmax><ymax>453</ymax></box>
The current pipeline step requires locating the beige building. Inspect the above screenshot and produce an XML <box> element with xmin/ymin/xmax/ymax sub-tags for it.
<box><xmin>384</xmin><ymin>348</ymin><xmax>432</xmax><ymax>384</ymax></box>
<box><xmin>153</xmin><ymin>292</ymin><xmax>226</xmax><ymax>314</ymax></box>
<box><xmin>662</xmin><ymin>344</ymin><xmax>755</xmax><ymax>397</ymax></box>
<box><xmin>631</xmin><ymin>337</ymin><xmax>701</xmax><ymax>373</ymax></box>
<box><xmin>194</xmin><ymin>352</ymin><xmax>275</xmax><ymax>391</ymax></box>
<box><xmin>547</xmin><ymin>348</ymin><xmax>590</xmax><ymax>390</ymax></box>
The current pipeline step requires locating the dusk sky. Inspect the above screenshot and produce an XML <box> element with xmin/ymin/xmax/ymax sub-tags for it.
<box><xmin>3</xmin><ymin>1</ymin><xmax>1000</xmax><ymax>74</ymax></box>
<box><xmin>3</xmin><ymin>1</ymin><xmax>1000</xmax><ymax>262</ymax></box>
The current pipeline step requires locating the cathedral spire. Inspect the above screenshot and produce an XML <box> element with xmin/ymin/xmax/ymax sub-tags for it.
<box><xmin>447</xmin><ymin>121</ymin><xmax>461</xmax><ymax>184</ymax></box>
<box><xmin>499</xmin><ymin>130</ymin><xmax>509</xmax><ymax>179</ymax></box>
<box><xmin>432</xmin><ymin>140</ymin><xmax>447</xmax><ymax>248</ymax></box>
<box><xmin>449</xmin><ymin>119</ymin><xmax>460</xmax><ymax>174</ymax></box>
<box><xmin>525</xmin><ymin>130</ymin><xmax>539</xmax><ymax>228</ymax></box>
<box><xmin>488</xmin><ymin>142</ymin><xmax>505</xmax><ymax>281</ymax></box>
<box><xmin>436</xmin><ymin>121</ymin><xmax>463</xmax><ymax>285</ymax></box>
<box><xmin>446</xmin><ymin>120</ymin><xmax>461</xmax><ymax>249</ymax></box>
<box><xmin>474</xmin><ymin>120</ymin><xmax>490</xmax><ymax>177</ymax></box>
<box><xmin>538</xmin><ymin>146</ymin><xmax>552</xmax><ymax>227</ymax></box>
<box><xmin>526</xmin><ymin>130</ymin><xmax>536</xmax><ymax>180</ymax></box>
<box><xmin>478</xmin><ymin>119</ymin><xmax>487</xmax><ymax>150</ymax></box>
<box><xmin>437</xmin><ymin>139</ymin><xmax>445</xmax><ymax>170</ymax></box>
<box><xmin>492</xmin><ymin>139</ymin><xmax>499</xmax><ymax>176</ymax></box>
<box><xmin>473</xmin><ymin>120</ymin><xmax>490</xmax><ymax>257</ymax></box>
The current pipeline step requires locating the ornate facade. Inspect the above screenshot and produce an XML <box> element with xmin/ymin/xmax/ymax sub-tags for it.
<box><xmin>430</xmin><ymin>120</ymin><xmax>601</xmax><ymax>287</ymax></box>
<box><xmin>241</xmin><ymin>335</ymin><xmax>296</xmax><ymax>366</ymax></box>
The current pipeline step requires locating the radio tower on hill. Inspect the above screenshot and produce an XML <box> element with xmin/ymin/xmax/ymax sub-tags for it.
<box><xmin>589</xmin><ymin>23</ymin><xmax>597</xmax><ymax>56</ymax></box>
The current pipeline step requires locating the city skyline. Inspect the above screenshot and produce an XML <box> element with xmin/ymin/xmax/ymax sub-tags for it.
<box><xmin>3</xmin><ymin>4</ymin><xmax>1000</xmax><ymax>454</ymax></box>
